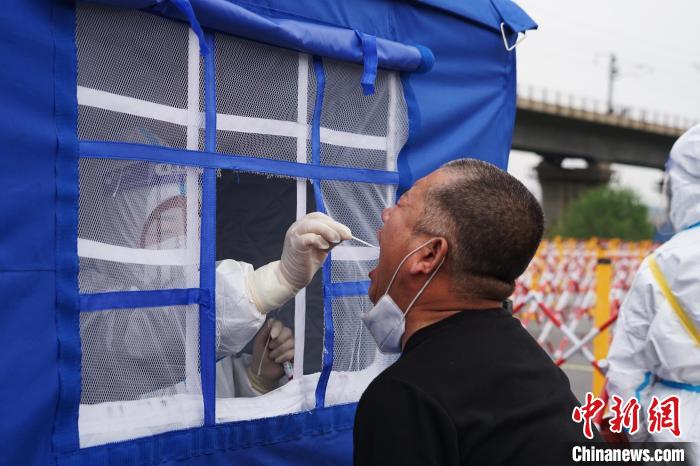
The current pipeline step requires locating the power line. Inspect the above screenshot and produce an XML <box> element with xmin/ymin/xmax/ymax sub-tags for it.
<box><xmin>531</xmin><ymin>20</ymin><xmax>697</xmax><ymax>68</ymax></box>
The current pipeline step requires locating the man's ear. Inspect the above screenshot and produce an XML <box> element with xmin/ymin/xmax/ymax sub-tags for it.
<box><xmin>409</xmin><ymin>238</ymin><xmax>448</xmax><ymax>275</ymax></box>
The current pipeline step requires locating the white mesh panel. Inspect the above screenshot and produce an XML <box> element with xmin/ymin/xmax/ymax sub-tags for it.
<box><xmin>322</xmin><ymin>60</ymin><xmax>403</xmax><ymax>139</ymax></box>
<box><xmin>76</xmin><ymin>3</ymin><xmax>201</xmax><ymax>151</ymax></box>
<box><xmin>215</xmin><ymin>34</ymin><xmax>299</xmax><ymax>121</ymax></box>
<box><xmin>331</xmin><ymin>259</ymin><xmax>379</xmax><ymax>283</ymax></box>
<box><xmin>78</xmin><ymin>158</ymin><xmax>201</xmax><ymax>293</ymax></box>
<box><xmin>217</xmin><ymin>131</ymin><xmax>297</xmax><ymax>161</ymax></box>
<box><xmin>320</xmin><ymin>144</ymin><xmax>388</xmax><ymax>171</ymax></box>
<box><xmin>214</xmin><ymin>34</ymin><xmax>307</xmax><ymax>162</ymax></box>
<box><xmin>80</xmin><ymin>305</ymin><xmax>201</xmax><ymax>405</ymax></box>
<box><xmin>321</xmin><ymin>180</ymin><xmax>391</xmax><ymax>246</ymax></box>
<box><xmin>77</xmin><ymin>4</ymin><xmax>188</xmax><ymax>108</ymax></box>
<box><xmin>331</xmin><ymin>297</ymin><xmax>377</xmax><ymax>371</ymax></box>
<box><xmin>78</xmin><ymin>106</ymin><xmax>188</xmax><ymax>148</ymax></box>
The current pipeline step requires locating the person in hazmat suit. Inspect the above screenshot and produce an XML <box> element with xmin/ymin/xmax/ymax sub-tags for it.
<box><xmin>606</xmin><ymin>124</ymin><xmax>700</xmax><ymax>459</ymax></box>
<box><xmin>78</xmin><ymin>160</ymin><xmax>351</xmax><ymax>402</ymax></box>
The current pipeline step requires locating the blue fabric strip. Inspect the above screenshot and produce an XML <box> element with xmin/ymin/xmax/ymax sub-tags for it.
<box><xmin>397</xmin><ymin>72</ymin><xmax>420</xmax><ymax>196</ymax></box>
<box><xmin>355</xmin><ymin>31</ymin><xmax>378</xmax><ymax>95</ymax></box>
<box><xmin>311</xmin><ymin>56</ymin><xmax>324</xmax><ymax>168</ymax></box>
<box><xmin>53</xmin><ymin>0</ymin><xmax>81</xmax><ymax>453</ymax></box>
<box><xmin>490</xmin><ymin>0</ymin><xmax>538</xmax><ymax>34</ymax></box>
<box><xmin>658</xmin><ymin>378</ymin><xmax>700</xmax><ymax>393</ymax></box>
<box><xmin>684</xmin><ymin>220</ymin><xmax>700</xmax><ymax>231</ymax></box>
<box><xmin>317</xmin><ymin>259</ymin><xmax>335</xmax><ymax>409</ymax></box>
<box><xmin>200</xmin><ymin>31</ymin><xmax>217</xmax><ymax>426</ymax></box>
<box><xmin>310</xmin><ymin>56</ymin><xmax>333</xmax><ymax>409</ymax></box>
<box><xmin>79</xmin><ymin>288</ymin><xmax>207</xmax><ymax>312</ymax></box>
<box><xmin>169</xmin><ymin>0</ymin><xmax>209</xmax><ymax>55</ymax></box>
<box><xmin>635</xmin><ymin>371</ymin><xmax>653</xmax><ymax>402</ymax></box>
<box><xmin>79</xmin><ymin>141</ymin><xmax>400</xmax><ymax>185</ymax></box>
<box><xmin>94</xmin><ymin>0</ymin><xmax>430</xmax><ymax>72</ymax></box>
<box><xmin>56</xmin><ymin>402</ymin><xmax>357</xmax><ymax>465</ymax></box>
<box><xmin>326</xmin><ymin>280</ymin><xmax>370</xmax><ymax>297</ymax></box>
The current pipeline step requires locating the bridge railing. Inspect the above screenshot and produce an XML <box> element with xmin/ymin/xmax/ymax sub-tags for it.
<box><xmin>517</xmin><ymin>84</ymin><xmax>699</xmax><ymax>136</ymax></box>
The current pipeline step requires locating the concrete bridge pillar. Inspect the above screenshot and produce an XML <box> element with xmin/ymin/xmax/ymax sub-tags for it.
<box><xmin>536</xmin><ymin>157</ymin><xmax>612</xmax><ymax>227</ymax></box>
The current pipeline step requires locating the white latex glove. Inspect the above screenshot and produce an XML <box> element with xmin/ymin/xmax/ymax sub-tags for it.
<box><xmin>244</xmin><ymin>212</ymin><xmax>351</xmax><ymax>314</ymax></box>
<box><xmin>280</xmin><ymin>212</ymin><xmax>352</xmax><ymax>289</ymax></box>
<box><xmin>247</xmin><ymin>319</ymin><xmax>295</xmax><ymax>393</ymax></box>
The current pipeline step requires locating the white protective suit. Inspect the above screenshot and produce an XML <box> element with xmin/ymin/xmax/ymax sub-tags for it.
<box><xmin>79</xmin><ymin>195</ymin><xmax>351</xmax><ymax>401</ymax></box>
<box><xmin>607</xmin><ymin>124</ymin><xmax>700</xmax><ymax>456</ymax></box>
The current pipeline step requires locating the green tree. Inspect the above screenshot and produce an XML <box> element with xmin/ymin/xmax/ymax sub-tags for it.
<box><xmin>552</xmin><ymin>186</ymin><xmax>653</xmax><ymax>240</ymax></box>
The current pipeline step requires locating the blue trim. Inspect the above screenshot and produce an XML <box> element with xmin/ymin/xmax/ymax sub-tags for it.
<box><xmin>200</xmin><ymin>31</ymin><xmax>217</xmax><ymax>426</ymax></box>
<box><xmin>169</xmin><ymin>0</ymin><xmax>210</xmax><ymax>55</ymax></box>
<box><xmin>397</xmin><ymin>72</ymin><xmax>420</xmax><ymax>196</ymax></box>
<box><xmin>490</xmin><ymin>0</ymin><xmax>538</xmax><ymax>34</ymax></box>
<box><xmin>316</xmin><ymin>258</ymin><xmax>335</xmax><ymax>409</ymax></box>
<box><xmin>310</xmin><ymin>57</ymin><xmax>333</xmax><ymax>409</ymax></box>
<box><xmin>79</xmin><ymin>288</ymin><xmax>207</xmax><ymax>312</ymax></box>
<box><xmin>56</xmin><ymin>402</ymin><xmax>357</xmax><ymax>465</ymax></box>
<box><xmin>326</xmin><ymin>280</ymin><xmax>370</xmax><ymax>297</ymax></box>
<box><xmin>79</xmin><ymin>141</ymin><xmax>400</xmax><ymax>185</ymax></box>
<box><xmin>414</xmin><ymin>45</ymin><xmax>435</xmax><ymax>74</ymax></box>
<box><xmin>53</xmin><ymin>0</ymin><xmax>80</xmax><ymax>453</ymax></box>
<box><xmin>658</xmin><ymin>378</ymin><xmax>700</xmax><ymax>393</ymax></box>
<box><xmin>98</xmin><ymin>0</ymin><xmax>430</xmax><ymax>72</ymax></box>
<box><xmin>684</xmin><ymin>220</ymin><xmax>700</xmax><ymax>231</ymax></box>
<box><xmin>354</xmin><ymin>31</ymin><xmax>378</xmax><ymax>95</ymax></box>
<box><xmin>311</xmin><ymin>57</ymin><xmax>325</xmax><ymax>168</ymax></box>
<box><xmin>635</xmin><ymin>371</ymin><xmax>653</xmax><ymax>402</ymax></box>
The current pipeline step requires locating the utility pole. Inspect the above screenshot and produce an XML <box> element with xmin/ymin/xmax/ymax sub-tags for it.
<box><xmin>606</xmin><ymin>53</ymin><xmax>619</xmax><ymax>114</ymax></box>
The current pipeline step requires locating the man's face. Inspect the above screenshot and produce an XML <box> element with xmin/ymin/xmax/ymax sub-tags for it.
<box><xmin>367</xmin><ymin>169</ymin><xmax>448</xmax><ymax>303</ymax></box>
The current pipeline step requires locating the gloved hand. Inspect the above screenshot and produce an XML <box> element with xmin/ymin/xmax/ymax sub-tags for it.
<box><xmin>245</xmin><ymin>212</ymin><xmax>351</xmax><ymax>314</ymax></box>
<box><xmin>279</xmin><ymin>212</ymin><xmax>352</xmax><ymax>290</ymax></box>
<box><xmin>247</xmin><ymin>319</ymin><xmax>295</xmax><ymax>394</ymax></box>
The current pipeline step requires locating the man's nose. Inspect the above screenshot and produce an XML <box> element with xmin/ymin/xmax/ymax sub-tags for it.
<box><xmin>381</xmin><ymin>206</ymin><xmax>392</xmax><ymax>223</ymax></box>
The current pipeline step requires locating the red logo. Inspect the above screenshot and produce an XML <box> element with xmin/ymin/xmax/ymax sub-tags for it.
<box><xmin>608</xmin><ymin>395</ymin><xmax>640</xmax><ymax>434</ymax></box>
<box><xmin>647</xmin><ymin>395</ymin><xmax>681</xmax><ymax>437</ymax></box>
<box><xmin>572</xmin><ymin>392</ymin><xmax>605</xmax><ymax>439</ymax></box>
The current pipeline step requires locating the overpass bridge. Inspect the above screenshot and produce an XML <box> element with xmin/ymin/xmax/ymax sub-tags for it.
<box><xmin>511</xmin><ymin>86</ymin><xmax>699</xmax><ymax>224</ymax></box>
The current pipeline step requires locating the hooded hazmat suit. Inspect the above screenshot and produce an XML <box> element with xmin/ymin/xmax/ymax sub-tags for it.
<box><xmin>607</xmin><ymin>124</ymin><xmax>700</xmax><ymax>457</ymax></box>
<box><xmin>78</xmin><ymin>161</ymin><xmax>349</xmax><ymax>402</ymax></box>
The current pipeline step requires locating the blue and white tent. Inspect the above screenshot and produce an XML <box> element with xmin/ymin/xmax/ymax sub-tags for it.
<box><xmin>0</xmin><ymin>0</ymin><xmax>535</xmax><ymax>464</ymax></box>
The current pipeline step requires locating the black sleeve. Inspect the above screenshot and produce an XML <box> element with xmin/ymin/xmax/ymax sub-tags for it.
<box><xmin>353</xmin><ymin>377</ymin><xmax>459</xmax><ymax>466</ymax></box>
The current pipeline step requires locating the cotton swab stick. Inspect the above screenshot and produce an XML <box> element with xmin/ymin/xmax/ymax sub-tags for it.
<box><xmin>351</xmin><ymin>235</ymin><xmax>378</xmax><ymax>248</ymax></box>
<box><xmin>257</xmin><ymin>332</ymin><xmax>272</xmax><ymax>376</ymax></box>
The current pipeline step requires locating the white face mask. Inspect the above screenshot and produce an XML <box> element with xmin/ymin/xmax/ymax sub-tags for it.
<box><xmin>361</xmin><ymin>239</ymin><xmax>445</xmax><ymax>353</ymax></box>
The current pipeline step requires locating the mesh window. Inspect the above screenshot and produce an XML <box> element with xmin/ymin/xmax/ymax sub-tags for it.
<box><xmin>216</xmin><ymin>131</ymin><xmax>297</xmax><ymax>161</ymax></box>
<box><xmin>78</xmin><ymin>158</ymin><xmax>201</xmax><ymax>293</ymax></box>
<box><xmin>321</xmin><ymin>60</ymin><xmax>390</xmax><ymax>137</ymax></box>
<box><xmin>215</xmin><ymin>34</ymin><xmax>299</xmax><ymax>121</ymax></box>
<box><xmin>320</xmin><ymin>180</ymin><xmax>391</xmax><ymax>244</ymax></box>
<box><xmin>331</xmin><ymin>296</ymin><xmax>377</xmax><ymax>371</ymax></box>
<box><xmin>78</xmin><ymin>106</ymin><xmax>188</xmax><ymax>149</ymax></box>
<box><xmin>320</xmin><ymin>143</ymin><xmax>388</xmax><ymax>171</ymax></box>
<box><xmin>73</xmin><ymin>0</ymin><xmax>412</xmax><ymax>440</ymax></box>
<box><xmin>331</xmin><ymin>259</ymin><xmax>378</xmax><ymax>284</ymax></box>
<box><xmin>77</xmin><ymin>4</ymin><xmax>188</xmax><ymax>108</ymax></box>
<box><xmin>79</xmin><ymin>259</ymin><xmax>197</xmax><ymax>294</ymax></box>
<box><xmin>80</xmin><ymin>305</ymin><xmax>201</xmax><ymax>405</ymax></box>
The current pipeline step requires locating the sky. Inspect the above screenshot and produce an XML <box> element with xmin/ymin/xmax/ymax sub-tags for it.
<box><xmin>506</xmin><ymin>0</ymin><xmax>700</xmax><ymax>211</ymax></box>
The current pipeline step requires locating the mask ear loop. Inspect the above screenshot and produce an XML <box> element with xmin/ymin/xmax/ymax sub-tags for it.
<box><xmin>383</xmin><ymin>238</ymin><xmax>440</xmax><ymax>296</ymax></box>
<box><xmin>400</xmin><ymin>254</ymin><xmax>446</xmax><ymax>319</ymax></box>
<box><xmin>376</xmin><ymin>253</ymin><xmax>446</xmax><ymax>350</ymax></box>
